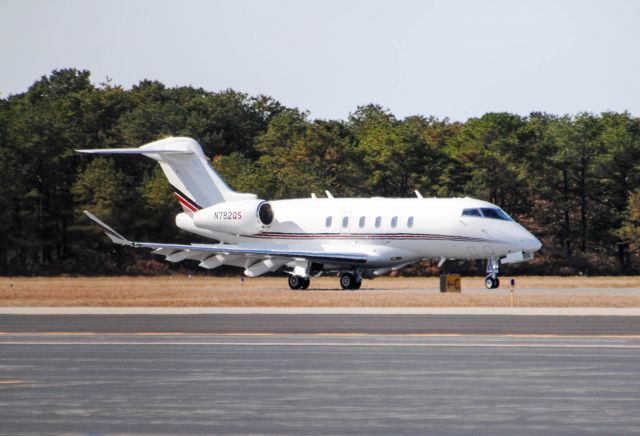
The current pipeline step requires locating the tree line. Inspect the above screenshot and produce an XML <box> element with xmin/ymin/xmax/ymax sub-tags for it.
<box><xmin>1</xmin><ymin>68</ymin><xmax>639</xmax><ymax>276</ymax></box>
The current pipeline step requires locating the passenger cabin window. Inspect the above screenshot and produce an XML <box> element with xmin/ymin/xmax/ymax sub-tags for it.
<box><xmin>359</xmin><ymin>216</ymin><xmax>365</xmax><ymax>228</ymax></box>
<box><xmin>391</xmin><ymin>216</ymin><xmax>398</xmax><ymax>228</ymax></box>
<box><xmin>407</xmin><ymin>216</ymin><xmax>414</xmax><ymax>228</ymax></box>
<box><xmin>375</xmin><ymin>216</ymin><xmax>382</xmax><ymax>228</ymax></box>
<box><xmin>342</xmin><ymin>216</ymin><xmax>349</xmax><ymax>228</ymax></box>
<box><xmin>325</xmin><ymin>216</ymin><xmax>332</xmax><ymax>228</ymax></box>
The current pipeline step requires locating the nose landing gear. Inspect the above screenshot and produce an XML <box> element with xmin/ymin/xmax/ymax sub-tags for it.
<box><xmin>484</xmin><ymin>275</ymin><xmax>500</xmax><ymax>289</ymax></box>
<box><xmin>485</xmin><ymin>257</ymin><xmax>501</xmax><ymax>289</ymax></box>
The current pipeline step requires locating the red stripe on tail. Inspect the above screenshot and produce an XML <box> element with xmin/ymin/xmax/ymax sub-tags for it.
<box><xmin>175</xmin><ymin>193</ymin><xmax>198</xmax><ymax>213</ymax></box>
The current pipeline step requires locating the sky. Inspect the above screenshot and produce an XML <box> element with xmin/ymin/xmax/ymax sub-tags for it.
<box><xmin>1</xmin><ymin>0</ymin><xmax>639</xmax><ymax>121</ymax></box>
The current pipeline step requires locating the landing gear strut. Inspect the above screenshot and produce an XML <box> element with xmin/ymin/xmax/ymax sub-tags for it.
<box><xmin>339</xmin><ymin>272</ymin><xmax>362</xmax><ymax>290</ymax></box>
<box><xmin>485</xmin><ymin>257</ymin><xmax>501</xmax><ymax>289</ymax></box>
<box><xmin>288</xmin><ymin>275</ymin><xmax>310</xmax><ymax>290</ymax></box>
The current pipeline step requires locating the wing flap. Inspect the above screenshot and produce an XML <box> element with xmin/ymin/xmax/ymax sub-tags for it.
<box><xmin>138</xmin><ymin>241</ymin><xmax>368</xmax><ymax>264</ymax></box>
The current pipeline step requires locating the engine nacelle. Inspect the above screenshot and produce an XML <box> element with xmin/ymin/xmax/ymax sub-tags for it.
<box><xmin>192</xmin><ymin>199</ymin><xmax>274</xmax><ymax>235</ymax></box>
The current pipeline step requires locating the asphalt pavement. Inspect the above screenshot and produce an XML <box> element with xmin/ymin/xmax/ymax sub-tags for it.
<box><xmin>2</xmin><ymin>313</ymin><xmax>640</xmax><ymax>335</ymax></box>
<box><xmin>1</xmin><ymin>333</ymin><xmax>639</xmax><ymax>435</ymax></box>
<box><xmin>2</xmin><ymin>312</ymin><xmax>640</xmax><ymax>434</ymax></box>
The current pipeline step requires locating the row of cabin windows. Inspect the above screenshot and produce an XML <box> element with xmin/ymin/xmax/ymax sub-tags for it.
<box><xmin>326</xmin><ymin>216</ymin><xmax>414</xmax><ymax>229</ymax></box>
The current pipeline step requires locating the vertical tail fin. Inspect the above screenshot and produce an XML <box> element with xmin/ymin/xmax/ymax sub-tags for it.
<box><xmin>77</xmin><ymin>137</ymin><xmax>256</xmax><ymax>213</ymax></box>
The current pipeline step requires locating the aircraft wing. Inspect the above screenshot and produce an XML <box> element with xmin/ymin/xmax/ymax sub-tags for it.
<box><xmin>84</xmin><ymin>211</ymin><xmax>368</xmax><ymax>274</ymax></box>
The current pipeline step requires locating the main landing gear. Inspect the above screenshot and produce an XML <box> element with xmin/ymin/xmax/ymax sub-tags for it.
<box><xmin>485</xmin><ymin>256</ymin><xmax>500</xmax><ymax>289</ymax></box>
<box><xmin>288</xmin><ymin>275</ymin><xmax>310</xmax><ymax>290</ymax></box>
<box><xmin>339</xmin><ymin>272</ymin><xmax>362</xmax><ymax>290</ymax></box>
<box><xmin>287</xmin><ymin>272</ymin><xmax>362</xmax><ymax>290</ymax></box>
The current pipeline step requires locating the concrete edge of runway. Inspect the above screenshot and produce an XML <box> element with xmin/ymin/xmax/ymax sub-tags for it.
<box><xmin>2</xmin><ymin>306</ymin><xmax>640</xmax><ymax>316</ymax></box>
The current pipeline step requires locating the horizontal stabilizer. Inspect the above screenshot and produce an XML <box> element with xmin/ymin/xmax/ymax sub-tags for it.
<box><xmin>76</xmin><ymin>148</ymin><xmax>192</xmax><ymax>155</ymax></box>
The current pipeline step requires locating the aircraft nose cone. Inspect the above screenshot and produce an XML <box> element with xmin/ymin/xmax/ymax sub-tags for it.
<box><xmin>521</xmin><ymin>236</ymin><xmax>542</xmax><ymax>252</ymax></box>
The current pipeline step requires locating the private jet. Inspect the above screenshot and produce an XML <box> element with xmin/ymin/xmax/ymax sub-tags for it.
<box><xmin>78</xmin><ymin>137</ymin><xmax>541</xmax><ymax>290</ymax></box>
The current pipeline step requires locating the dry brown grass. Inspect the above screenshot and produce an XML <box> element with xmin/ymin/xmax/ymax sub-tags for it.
<box><xmin>485</xmin><ymin>275</ymin><xmax>640</xmax><ymax>288</ymax></box>
<box><xmin>1</xmin><ymin>275</ymin><xmax>639</xmax><ymax>307</ymax></box>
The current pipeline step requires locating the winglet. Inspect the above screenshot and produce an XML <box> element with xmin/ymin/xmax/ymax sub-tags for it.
<box><xmin>84</xmin><ymin>211</ymin><xmax>132</xmax><ymax>246</ymax></box>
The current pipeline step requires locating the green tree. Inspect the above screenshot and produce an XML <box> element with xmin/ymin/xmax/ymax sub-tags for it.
<box><xmin>349</xmin><ymin>105</ymin><xmax>443</xmax><ymax>197</ymax></box>
<box><xmin>4</xmin><ymin>67</ymin><xmax>640</xmax><ymax>275</ymax></box>
<box><xmin>4</xmin><ymin>69</ymin><xmax>97</xmax><ymax>272</ymax></box>
<box><xmin>72</xmin><ymin>157</ymin><xmax>135</xmax><ymax>222</ymax></box>
<box><xmin>251</xmin><ymin>109</ymin><xmax>361</xmax><ymax>199</ymax></box>
<box><xmin>444</xmin><ymin>112</ymin><xmax>528</xmax><ymax>211</ymax></box>
<box><xmin>0</xmin><ymin>97</ymin><xmax>17</xmax><ymax>273</ymax></box>
<box><xmin>617</xmin><ymin>189</ymin><xmax>640</xmax><ymax>270</ymax></box>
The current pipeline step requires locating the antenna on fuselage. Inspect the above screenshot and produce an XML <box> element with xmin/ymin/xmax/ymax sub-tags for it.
<box><xmin>415</xmin><ymin>190</ymin><xmax>423</xmax><ymax>199</ymax></box>
<box><xmin>325</xmin><ymin>190</ymin><xmax>334</xmax><ymax>199</ymax></box>
<box><xmin>311</xmin><ymin>193</ymin><xmax>317</xmax><ymax>199</ymax></box>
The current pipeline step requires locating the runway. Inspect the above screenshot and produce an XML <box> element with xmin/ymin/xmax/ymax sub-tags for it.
<box><xmin>2</xmin><ymin>313</ymin><xmax>640</xmax><ymax>434</ymax></box>
<box><xmin>1</xmin><ymin>333</ymin><xmax>640</xmax><ymax>434</ymax></box>
<box><xmin>2</xmin><ymin>312</ymin><xmax>640</xmax><ymax>335</ymax></box>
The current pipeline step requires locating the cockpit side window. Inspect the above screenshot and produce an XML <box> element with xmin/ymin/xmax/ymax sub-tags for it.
<box><xmin>497</xmin><ymin>209</ymin><xmax>513</xmax><ymax>221</ymax></box>
<box><xmin>462</xmin><ymin>208</ymin><xmax>481</xmax><ymax>217</ymax></box>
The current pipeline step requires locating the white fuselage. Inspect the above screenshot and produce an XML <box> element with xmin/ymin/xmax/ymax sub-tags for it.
<box><xmin>177</xmin><ymin>196</ymin><xmax>541</xmax><ymax>271</ymax></box>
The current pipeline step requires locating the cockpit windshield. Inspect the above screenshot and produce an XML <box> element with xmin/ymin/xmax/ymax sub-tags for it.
<box><xmin>462</xmin><ymin>207</ymin><xmax>512</xmax><ymax>221</ymax></box>
<box><xmin>461</xmin><ymin>208</ymin><xmax>482</xmax><ymax>217</ymax></box>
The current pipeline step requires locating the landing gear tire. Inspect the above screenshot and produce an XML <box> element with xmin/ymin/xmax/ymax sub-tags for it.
<box><xmin>340</xmin><ymin>273</ymin><xmax>356</xmax><ymax>290</ymax></box>
<box><xmin>484</xmin><ymin>275</ymin><xmax>500</xmax><ymax>289</ymax></box>
<box><xmin>353</xmin><ymin>278</ymin><xmax>362</xmax><ymax>290</ymax></box>
<box><xmin>288</xmin><ymin>275</ymin><xmax>305</xmax><ymax>290</ymax></box>
<box><xmin>301</xmin><ymin>278</ymin><xmax>310</xmax><ymax>290</ymax></box>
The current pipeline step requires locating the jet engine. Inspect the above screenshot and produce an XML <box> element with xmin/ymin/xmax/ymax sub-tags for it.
<box><xmin>192</xmin><ymin>199</ymin><xmax>274</xmax><ymax>235</ymax></box>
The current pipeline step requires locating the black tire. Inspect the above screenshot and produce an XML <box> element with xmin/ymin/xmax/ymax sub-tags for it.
<box><xmin>353</xmin><ymin>279</ymin><xmax>362</xmax><ymax>290</ymax></box>
<box><xmin>494</xmin><ymin>277</ymin><xmax>500</xmax><ymax>289</ymax></box>
<box><xmin>484</xmin><ymin>276</ymin><xmax>495</xmax><ymax>289</ymax></box>
<box><xmin>288</xmin><ymin>275</ymin><xmax>303</xmax><ymax>290</ymax></box>
<box><xmin>340</xmin><ymin>273</ymin><xmax>355</xmax><ymax>290</ymax></box>
<box><xmin>301</xmin><ymin>278</ymin><xmax>310</xmax><ymax>290</ymax></box>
